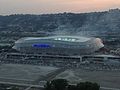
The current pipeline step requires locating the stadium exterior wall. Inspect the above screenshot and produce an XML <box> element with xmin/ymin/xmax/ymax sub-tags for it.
<box><xmin>12</xmin><ymin>36</ymin><xmax>104</xmax><ymax>55</ymax></box>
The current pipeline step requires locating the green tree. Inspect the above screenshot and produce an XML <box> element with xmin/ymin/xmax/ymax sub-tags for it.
<box><xmin>67</xmin><ymin>85</ymin><xmax>77</xmax><ymax>90</ymax></box>
<box><xmin>44</xmin><ymin>81</ymin><xmax>52</xmax><ymax>90</ymax></box>
<box><xmin>76</xmin><ymin>82</ymin><xmax>100</xmax><ymax>90</ymax></box>
<box><xmin>44</xmin><ymin>79</ymin><xmax>68</xmax><ymax>90</ymax></box>
<box><xmin>44</xmin><ymin>79</ymin><xmax>100</xmax><ymax>90</ymax></box>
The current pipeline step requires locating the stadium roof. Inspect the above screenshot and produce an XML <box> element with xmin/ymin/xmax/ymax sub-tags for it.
<box><xmin>16</xmin><ymin>36</ymin><xmax>91</xmax><ymax>43</ymax></box>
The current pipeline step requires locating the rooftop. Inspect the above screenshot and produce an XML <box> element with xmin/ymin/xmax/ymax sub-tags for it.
<box><xmin>16</xmin><ymin>36</ymin><xmax>92</xmax><ymax>43</ymax></box>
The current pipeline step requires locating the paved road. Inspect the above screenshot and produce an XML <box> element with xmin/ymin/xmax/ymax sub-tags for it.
<box><xmin>0</xmin><ymin>81</ymin><xmax>44</xmax><ymax>88</ymax></box>
<box><xmin>100</xmin><ymin>87</ymin><xmax>120</xmax><ymax>90</ymax></box>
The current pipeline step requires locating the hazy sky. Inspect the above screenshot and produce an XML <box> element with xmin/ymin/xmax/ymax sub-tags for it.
<box><xmin>0</xmin><ymin>0</ymin><xmax>120</xmax><ymax>15</ymax></box>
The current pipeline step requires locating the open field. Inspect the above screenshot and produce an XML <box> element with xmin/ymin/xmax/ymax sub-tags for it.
<box><xmin>0</xmin><ymin>64</ymin><xmax>58</xmax><ymax>84</ymax></box>
<box><xmin>55</xmin><ymin>69</ymin><xmax>120</xmax><ymax>89</ymax></box>
<box><xmin>1</xmin><ymin>64</ymin><xmax>120</xmax><ymax>89</ymax></box>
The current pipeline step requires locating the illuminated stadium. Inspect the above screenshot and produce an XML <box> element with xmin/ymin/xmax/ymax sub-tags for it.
<box><xmin>13</xmin><ymin>36</ymin><xmax>104</xmax><ymax>55</ymax></box>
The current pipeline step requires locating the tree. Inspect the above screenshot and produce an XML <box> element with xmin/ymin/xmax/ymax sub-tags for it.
<box><xmin>44</xmin><ymin>79</ymin><xmax>68</xmax><ymax>90</ymax></box>
<box><xmin>76</xmin><ymin>82</ymin><xmax>100</xmax><ymax>90</ymax></box>
<box><xmin>67</xmin><ymin>85</ymin><xmax>77</xmax><ymax>90</ymax></box>
<box><xmin>44</xmin><ymin>79</ymin><xmax>100</xmax><ymax>90</ymax></box>
<box><xmin>44</xmin><ymin>81</ymin><xmax>52</xmax><ymax>90</ymax></box>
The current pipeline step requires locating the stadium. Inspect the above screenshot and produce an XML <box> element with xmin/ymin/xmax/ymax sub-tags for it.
<box><xmin>13</xmin><ymin>36</ymin><xmax>104</xmax><ymax>55</ymax></box>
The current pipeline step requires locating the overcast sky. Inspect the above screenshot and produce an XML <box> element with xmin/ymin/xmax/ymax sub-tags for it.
<box><xmin>0</xmin><ymin>0</ymin><xmax>120</xmax><ymax>15</ymax></box>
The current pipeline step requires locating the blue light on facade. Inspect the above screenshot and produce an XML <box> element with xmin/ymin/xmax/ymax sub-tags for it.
<box><xmin>32</xmin><ymin>44</ymin><xmax>51</xmax><ymax>48</ymax></box>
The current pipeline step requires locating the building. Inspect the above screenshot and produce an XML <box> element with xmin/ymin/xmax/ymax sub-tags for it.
<box><xmin>12</xmin><ymin>36</ymin><xmax>104</xmax><ymax>55</ymax></box>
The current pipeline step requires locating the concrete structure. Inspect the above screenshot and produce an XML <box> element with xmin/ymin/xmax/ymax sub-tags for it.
<box><xmin>1</xmin><ymin>53</ymin><xmax>120</xmax><ymax>68</ymax></box>
<box><xmin>13</xmin><ymin>36</ymin><xmax>104</xmax><ymax>55</ymax></box>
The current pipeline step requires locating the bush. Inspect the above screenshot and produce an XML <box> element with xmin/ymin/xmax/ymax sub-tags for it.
<box><xmin>44</xmin><ymin>79</ymin><xmax>68</xmax><ymax>90</ymax></box>
<box><xmin>44</xmin><ymin>79</ymin><xmax>100</xmax><ymax>90</ymax></box>
<box><xmin>76</xmin><ymin>82</ymin><xmax>100</xmax><ymax>90</ymax></box>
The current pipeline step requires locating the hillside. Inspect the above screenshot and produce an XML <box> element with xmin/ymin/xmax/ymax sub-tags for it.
<box><xmin>0</xmin><ymin>9</ymin><xmax>120</xmax><ymax>47</ymax></box>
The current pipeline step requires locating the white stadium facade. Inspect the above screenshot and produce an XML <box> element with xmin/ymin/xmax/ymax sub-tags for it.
<box><xmin>5</xmin><ymin>36</ymin><xmax>120</xmax><ymax>68</ymax></box>
<box><xmin>12</xmin><ymin>36</ymin><xmax>104</xmax><ymax>55</ymax></box>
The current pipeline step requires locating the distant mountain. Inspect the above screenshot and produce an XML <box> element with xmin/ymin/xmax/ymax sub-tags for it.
<box><xmin>0</xmin><ymin>9</ymin><xmax>120</xmax><ymax>37</ymax></box>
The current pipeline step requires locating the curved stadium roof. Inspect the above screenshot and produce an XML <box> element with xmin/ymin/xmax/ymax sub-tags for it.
<box><xmin>15</xmin><ymin>36</ymin><xmax>92</xmax><ymax>43</ymax></box>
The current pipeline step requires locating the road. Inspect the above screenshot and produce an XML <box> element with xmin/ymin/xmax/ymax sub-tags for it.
<box><xmin>0</xmin><ymin>81</ymin><xmax>44</xmax><ymax>88</ymax></box>
<box><xmin>100</xmin><ymin>87</ymin><xmax>120</xmax><ymax>90</ymax></box>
